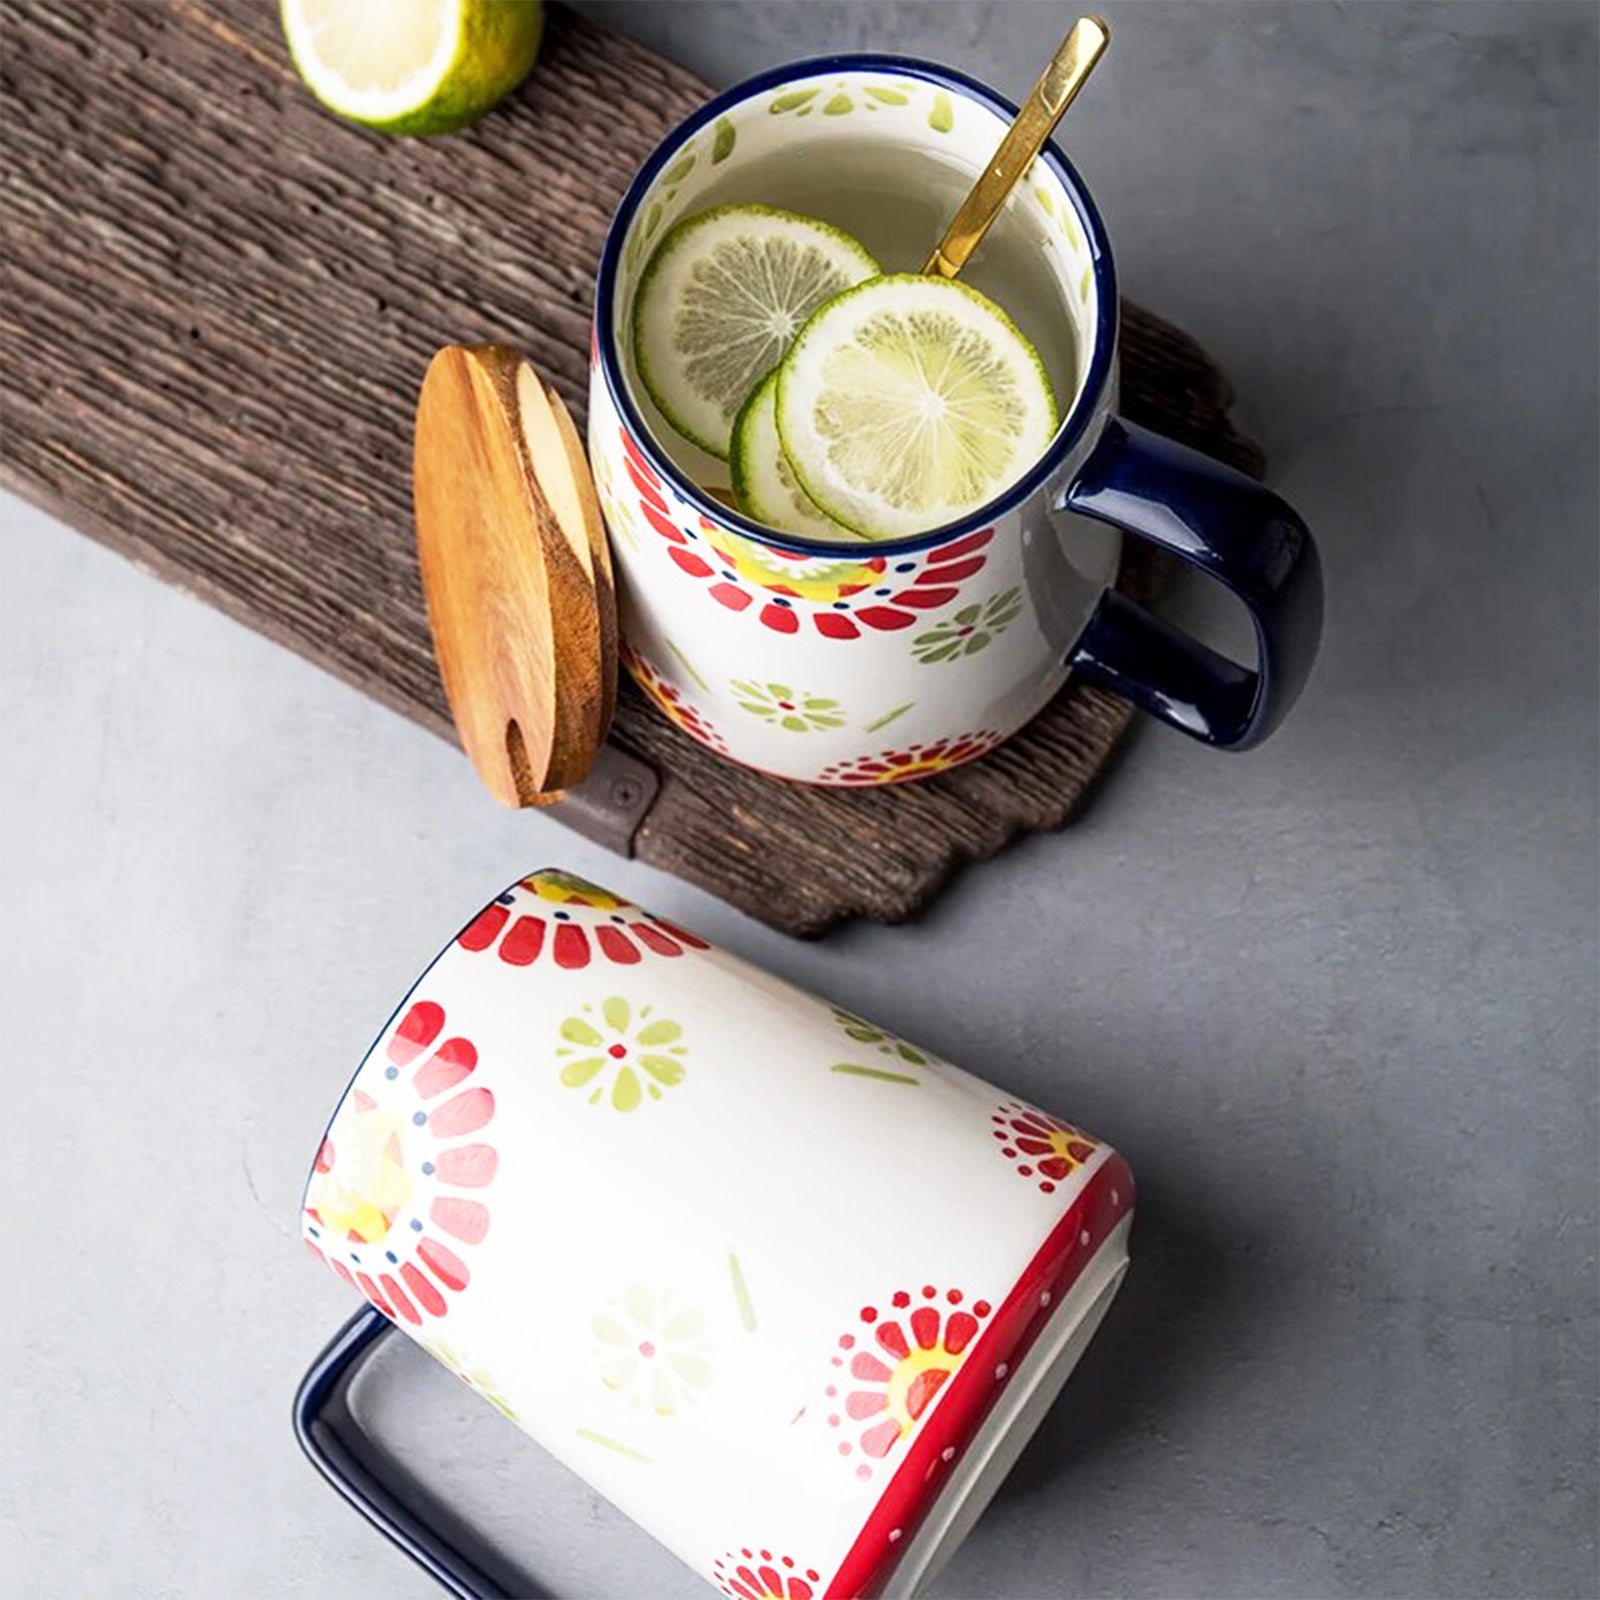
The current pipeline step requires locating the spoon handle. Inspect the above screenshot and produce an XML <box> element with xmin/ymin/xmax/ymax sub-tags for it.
<box><xmin>922</xmin><ymin>16</ymin><xmax>1110</xmax><ymax>279</ymax></box>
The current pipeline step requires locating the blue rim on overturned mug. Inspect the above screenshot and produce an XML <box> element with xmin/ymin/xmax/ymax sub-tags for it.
<box><xmin>295</xmin><ymin>869</ymin><xmax>1137</xmax><ymax>1599</ymax></box>
<box><xmin>586</xmin><ymin>54</ymin><xmax>1323</xmax><ymax>782</ymax></box>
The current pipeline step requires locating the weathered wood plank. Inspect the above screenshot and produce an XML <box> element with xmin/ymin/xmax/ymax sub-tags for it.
<box><xmin>0</xmin><ymin>0</ymin><xmax>1263</xmax><ymax>935</ymax></box>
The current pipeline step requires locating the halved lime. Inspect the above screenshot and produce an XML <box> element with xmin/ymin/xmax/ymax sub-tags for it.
<box><xmin>731</xmin><ymin>371</ymin><xmax>864</xmax><ymax>543</ymax></box>
<box><xmin>280</xmin><ymin>0</ymin><xmax>542</xmax><ymax>136</ymax></box>
<box><xmin>775</xmin><ymin>274</ymin><xmax>1059</xmax><ymax>539</ymax></box>
<box><xmin>633</xmin><ymin>205</ymin><xmax>879</xmax><ymax>460</ymax></box>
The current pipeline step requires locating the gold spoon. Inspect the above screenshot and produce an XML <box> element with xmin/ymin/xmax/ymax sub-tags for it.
<box><xmin>922</xmin><ymin>17</ymin><xmax>1110</xmax><ymax>279</ymax></box>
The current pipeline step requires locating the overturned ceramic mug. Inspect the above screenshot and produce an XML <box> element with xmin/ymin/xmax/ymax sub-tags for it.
<box><xmin>297</xmin><ymin>870</ymin><xmax>1134</xmax><ymax>1597</ymax></box>
<box><xmin>589</xmin><ymin>55</ymin><xmax>1323</xmax><ymax>784</ymax></box>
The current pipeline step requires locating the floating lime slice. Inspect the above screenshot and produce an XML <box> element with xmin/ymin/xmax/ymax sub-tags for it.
<box><xmin>633</xmin><ymin>204</ymin><xmax>879</xmax><ymax>460</ymax></box>
<box><xmin>775</xmin><ymin>274</ymin><xmax>1059</xmax><ymax>539</ymax></box>
<box><xmin>731</xmin><ymin>370</ymin><xmax>865</xmax><ymax>543</ymax></box>
<box><xmin>280</xmin><ymin>0</ymin><xmax>542</xmax><ymax>136</ymax></box>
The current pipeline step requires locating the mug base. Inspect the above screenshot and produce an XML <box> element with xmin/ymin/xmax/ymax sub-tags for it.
<box><xmin>883</xmin><ymin>1210</ymin><xmax>1134</xmax><ymax>1598</ymax></box>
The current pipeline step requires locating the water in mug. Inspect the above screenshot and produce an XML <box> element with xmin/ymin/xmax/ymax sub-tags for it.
<box><xmin>633</xmin><ymin>138</ymin><xmax>1081</xmax><ymax>528</ymax></box>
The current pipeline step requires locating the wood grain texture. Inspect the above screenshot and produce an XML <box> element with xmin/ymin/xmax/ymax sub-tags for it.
<box><xmin>0</xmin><ymin>0</ymin><xmax>1265</xmax><ymax>936</ymax></box>
<box><xmin>413</xmin><ymin>345</ymin><xmax>614</xmax><ymax>803</ymax></box>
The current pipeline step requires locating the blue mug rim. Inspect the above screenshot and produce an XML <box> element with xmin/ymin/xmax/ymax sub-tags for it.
<box><xmin>593</xmin><ymin>52</ymin><xmax>1121</xmax><ymax>560</ymax></box>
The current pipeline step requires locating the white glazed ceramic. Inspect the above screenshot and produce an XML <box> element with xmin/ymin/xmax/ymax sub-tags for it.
<box><xmin>588</xmin><ymin>58</ymin><xmax>1123</xmax><ymax>786</ymax></box>
<box><xmin>302</xmin><ymin>870</ymin><xmax>1135</xmax><ymax>1598</ymax></box>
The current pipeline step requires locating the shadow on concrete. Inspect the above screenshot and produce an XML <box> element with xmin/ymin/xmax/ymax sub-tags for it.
<box><xmin>992</xmin><ymin>1187</ymin><xmax>1275</xmax><ymax>1506</ymax></box>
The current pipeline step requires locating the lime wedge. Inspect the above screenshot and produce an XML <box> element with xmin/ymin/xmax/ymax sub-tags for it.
<box><xmin>280</xmin><ymin>0</ymin><xmax>542</xmax><ymax>136</ymax></box>
<box><xmin>731</xmin><ymin>371</ymin><xmax>865</xmax><ymax>543</ymax></box>
<box><xmin>633</xmin><ymin>205</ymin><xmax>879</xmax><ymax>460</ymax></box>
<box><xmin>775</xmin><ymin>275</ymin><xmax>1059</xmax><ymax>539</ymax></box>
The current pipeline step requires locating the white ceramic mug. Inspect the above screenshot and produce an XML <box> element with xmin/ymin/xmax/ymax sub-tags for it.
<box><xmin>298</xmin><ymin>869</ymin><xmax>1134</xmax><ymax>1597</ymax></box>
<box><xmin>588</xmin><ymin>55</ymin><xmax>1323</xmax><ymax>786</ymax></box>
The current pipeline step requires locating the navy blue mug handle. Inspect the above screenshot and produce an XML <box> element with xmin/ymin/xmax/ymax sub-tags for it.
<box><xmin>293</xmin><ymin>1307</ymin><xmax>515</xmax><ymax>1599</ymax></box>
<box><xmin>1061</xmin><ymin>417</ymin><xmax>1324</xmax><ymax>749</ymax></box>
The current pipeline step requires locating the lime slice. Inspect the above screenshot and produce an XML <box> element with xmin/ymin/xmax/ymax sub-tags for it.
<box><xmin>280</xmin><ymin>0</ymin><xmax>543</xmax><ymax>136</ymax></box>
<box><xmin>633</xmin><ymin>205</ymin><xmax>880</xmax><ymax>460</ymax></box>
<box><xmin>776</xmin><ymin>274</ymin><xmax>1059</xmax><ymax>539</ymax></box>
<box><xmin>731</xmin><ymin>371</ymin><xmax>865</xmax><ymax>543</ymax></box>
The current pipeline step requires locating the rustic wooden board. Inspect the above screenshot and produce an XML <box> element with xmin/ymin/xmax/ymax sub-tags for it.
<box><xmin>1</xmin><ymin>0</ymin><xmax>1264</xmax><ymax>936</ymax></box>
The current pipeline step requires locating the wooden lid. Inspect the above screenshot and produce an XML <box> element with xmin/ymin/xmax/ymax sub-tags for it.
<box><xmin>413</xmin><ymin>345</ymin><xmax>617</xmax><ymax>806</ymax></box>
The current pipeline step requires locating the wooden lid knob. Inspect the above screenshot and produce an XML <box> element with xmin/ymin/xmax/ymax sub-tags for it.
<box><xmin>413</xmin><ymin>346</ymin><xmax>616</xmax><ymax>806</ymax></box>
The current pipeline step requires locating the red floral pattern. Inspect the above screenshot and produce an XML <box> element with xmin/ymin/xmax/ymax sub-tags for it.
<box><xmin>825</xmin><ymin>1287</ymin><xmax>993</xmax><ymax>1480</ymax></box>
<box><xmin>713</xmin><ymin>1552</ymin><xmax>822</xmax><ymax>1600</ymax></box>
<box><xmin>619</xmin><ymin>425</ymin><xmax>996</xmax><ymax>639</ymax></box>
<box><xmin>622</xmin><ymin>643</ymin><xmax>730</xmax><ymax>754</ymax></box>
<box><xmin>825</xmin><ymin>1155</ymin><xmax>1134</xmax><ymax>1600</ymax></box>
<box><xmin>304</xmin><ymin>1000</ymin><xmax>495</xmax><ymax>1324</ymax></box>
<box><xmin>991</xmin><ymin>1102</ymin><xmax>1099</xmax><ymax>1195</ymax></box>
<box><xmin>818</xmin><ymin>730</ymin><xmax>1005</xmax><ymax>785</ymax></box>
<box><xmin>458</xmin><ymin>870</ymin><xmax>709</xmax><ymax>969</ymax></box>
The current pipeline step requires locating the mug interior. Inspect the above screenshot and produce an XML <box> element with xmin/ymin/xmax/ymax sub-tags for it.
<box><xmin>601</xmin><ymin>57</ymin><xmax>1113</xmax><ymax>551</ymax></box>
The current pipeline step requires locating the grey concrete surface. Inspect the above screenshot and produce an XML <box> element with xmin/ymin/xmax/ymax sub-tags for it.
<box><xmin>2</xmin><ymin>2</ymin><xmax>1596</xmax><ymax>1597</ymax></box>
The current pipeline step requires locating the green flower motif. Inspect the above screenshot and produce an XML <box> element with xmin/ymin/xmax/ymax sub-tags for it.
<box><xmin>593</xmin><ymin>452</ymin><xmax>641</xmax><ymax>551</ymax></box>
<box><xmin>731</xmin><ymin>680</ymin><xmax>845</xmax><ymax>733</ymax></box>
<box><xmin>768</xmin><ymin>87</ymin><xmax>820</xmax><ymax>115</ymax></box>
<box><xmin>831</xmin><ymin>1005</ymin><xmax>930</xmax><ymax>1067</ymax></box>
<box><xmin>660</xmin><ymin>151</ymin><xmax>696</xmax><ymax>187</ymax></box>
<box><xmin>711</xmin><ymin>117</ymin><xmax>737</xmax><ymax>163</ymax></box>
<box><xmin>1032</xmin><ymin>180</ymin><xmax>1083</xmax><ymax>252</ymax></box>
<box><xmin>767</xmin><ymin>78</ymin><xmax>924</xmax><ymax>123</ymax></box>
<box><xmin>912</xmin><ymin>588</ymin><xmax>1023</xmax><ymax>664</ymax></box>
<box><xmin>593</xmin><ymin>1284</ymin><xmax>711</xmax><ymax>1416</ymax></box>
<box><xmin>557</xmin><ymin>997</ymin><xmax>687</xmax><ymax>1113</ymax></box>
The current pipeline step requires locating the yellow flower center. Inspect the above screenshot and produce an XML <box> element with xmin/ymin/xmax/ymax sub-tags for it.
<box><xmin>306</xmin><ymin>1108</ymin><xmax>414</xmax><ymax>1243</ymax></box>
<box><xmin>883</xmin><ymin>1344</ymin><xmax>958</xmax><ymax>1435</ymax></box>
<box><xmin>524</xmin><ymin>870</ymin><xmax>623</xmax><ymax>910</ymax></box>
<box><xmin>710</xmin><ymin>528</ymin><xmax>883</xmax><ymax>601</ymax></box>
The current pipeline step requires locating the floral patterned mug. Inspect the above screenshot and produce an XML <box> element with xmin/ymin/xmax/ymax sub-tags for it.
<box><xmin>588</xmin><ymin>55</ymin><xmax>1324</xmax><ymax>785</ymax></box>
<box><xmin>297</xmin><ymin>870</ymin><xmax>1135</xmax><ymax>1597</ymax></box>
